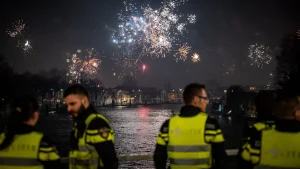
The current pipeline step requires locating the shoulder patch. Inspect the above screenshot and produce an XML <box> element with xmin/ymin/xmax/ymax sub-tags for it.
<box><xmin>52</xmin><ymin>146</ymin><xmax>59</xmax><ymax>154</ymax></box>
<box><xmin>99</xmin><ymin>127</ymin><xmax>110</xmax><ymax>139</ymax></box>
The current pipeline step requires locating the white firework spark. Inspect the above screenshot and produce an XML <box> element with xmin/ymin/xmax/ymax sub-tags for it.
<box><xmin>23</xmin><ymin>40</ymin><xmax>33</xmax><ymax>53</ymax></box>
<box><xmin>248</xmin><ymin>43</ymin><xmax>272</xmax><ymax>69</ymax></box>
<box><xmin>188</xmin><ymin>14</ymin><xmax>196</xmax><ymax>24</ymax></box>
<box><xmin>191</xmin><ymin>53</ymin><xmax>200</xmax><ymax>63</ymax></box>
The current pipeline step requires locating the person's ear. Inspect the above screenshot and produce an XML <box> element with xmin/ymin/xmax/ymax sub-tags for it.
<box><xmin>32</xmin><ymin>111</ymin><xmax>39</xmax><ymax>122</ymax></box>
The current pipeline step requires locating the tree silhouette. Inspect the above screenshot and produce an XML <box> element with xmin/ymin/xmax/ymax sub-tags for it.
<box><xmin>275</xmin><ymin>30</ymin><xmax>300</xmax><ymax>94</ymax></box>
<box><xmin>0</xmin><ymin>55</ymin><xmax>14</xmax><ymax>103</ymax></box>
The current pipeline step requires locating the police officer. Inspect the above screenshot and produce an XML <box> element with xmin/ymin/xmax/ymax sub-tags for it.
<box><xmin>241</xmin><ymin>91</ymin><xmax>277</xmax><ymax>145</ymax></box>
<box><xmin>240</xmin><ymin>91</ymin><xmax>300</xmax><ymax>168</ymax></box>
<box><xmin>154</xmin><ymin>83</ymin><xmax>226</xmax><ymax>169</ymax></box>
<box><xmin>63</xmin><ymin>85</ymin><xmax>118</xmax><ymax>169</ymax></box>
<box><xmin>0</xmin><ymin>95</ymin><xmax>60</xmax><ymax>169</ymax></box>
<box><xmin>238</xmin><ymin>91</ymin><xmax>277</xmax><ymax>168</ymax></box>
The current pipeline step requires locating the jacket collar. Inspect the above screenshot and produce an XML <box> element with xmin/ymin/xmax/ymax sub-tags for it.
<box><xmin>179</xmin><ymin>105</ymin><xmax>202</xmax><ymax>117</ymax></box>
<box><xmin>76</xmin><ymin>105</ymin><xmax>95</xmax><ymax>122</ymax></box>
<box><xmin>15</xmin><ymin>123</ymin><xmax>36</xmax><ymax>134</ymax></box>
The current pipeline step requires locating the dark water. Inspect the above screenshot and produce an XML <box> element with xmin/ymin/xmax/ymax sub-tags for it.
<box><xmin>35</xmin><ymin>104</ymin><xmax>243</xmax><ymax>168</ymax></box>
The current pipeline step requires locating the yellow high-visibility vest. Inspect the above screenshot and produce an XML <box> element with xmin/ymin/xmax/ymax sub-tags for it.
<box><xmin>254</xmin><ymin>128</ymin><xmax>300</xmax><ymax>169</ymax></box>
<box><xmin>168</xmin><ymin>113</ymin><xmax>212</xmax><ymax>169</ymax></box>
<box><xmin>0</xmin><ymin>132</ymin><xmax>44</xmax><ymax>169</ymax></box>
<box><xmin>69</xmin><ymin>114</ymin><xmax>113</xmax><ymax>169</ymax></box>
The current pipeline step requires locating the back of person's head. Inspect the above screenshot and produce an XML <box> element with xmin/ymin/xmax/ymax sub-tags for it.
<box><xmin>183</xmin><ymin>83</ymin><xmax>206</xmax><ymax>104</ymax></box>
<box><xmin>0</xmin><ymin>95</ymin><xmax>39</xmax><ymax>150</ymax></box>
<box><xmin>255</xmin><ymin>91</ymin><xmax>277</xmax><ymax>121</ymax></box>
<box><xmin>10</xmin><ymin>95</ymin><xmax>39</xmax><ymax>123</ymax></box>
<box><xmin>63</xmin><ymin>84</ymin><xmax>89</xmax><ymax>99</ymax></box>
<box><xmin>275</xmin><ymin>91</ymin><xmax>300</xmax><ymax>119</ymax></box>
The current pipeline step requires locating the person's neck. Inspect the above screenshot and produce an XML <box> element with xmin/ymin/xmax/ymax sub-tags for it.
<box><xmin>186</xmin><ymin>104</ymin><xmax>197</xmax><ymax>108</ymax></box>
<box><xmin>186</xmin><ymin>104</ymin><xmax>204</xmax><ymax>112</ymax></box>
<box><xmin>23</xmin><ymin>121</ymin><xmax>35</xmax><ymax>126</ymax></box>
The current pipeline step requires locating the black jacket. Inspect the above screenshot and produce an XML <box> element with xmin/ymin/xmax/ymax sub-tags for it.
<box><xmin>71</xmin><ymin>105</ymin><xmax>118</xmax><ymax>169</ymax></box>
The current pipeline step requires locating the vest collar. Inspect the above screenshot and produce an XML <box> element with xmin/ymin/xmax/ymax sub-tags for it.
<box><xmin>179</xmin><ymin>106</ymin><xmax>201</xmax><ymax>117</ymax></box>
<box><xmin>15</xmin><ymin>123</ymin><xmax>36</xmax><ymax>134</ymax></box>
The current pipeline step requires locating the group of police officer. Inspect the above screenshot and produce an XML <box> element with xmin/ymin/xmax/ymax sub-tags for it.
<box><xmin>0</xmin><ymin>83</ymin><xmax>300</xmax><ymax>169</ymax></box>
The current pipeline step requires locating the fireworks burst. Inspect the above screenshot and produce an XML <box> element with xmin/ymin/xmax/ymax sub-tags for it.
<box><xmin>111</xmin><ymin>0</ymin><xmax>196</xmax><ymax>79</ymax></box>
<box><xmin>174</xmin><ymin>43</ymin><xmax>191</xmax><ymax>62</ymax></box>
<box><xmin>191</xmin><ymin>53</ymin><xmax>200</xmax><ymax>63</ymax></box>
<box><xmin>6</xmin><ymin>20</ymin><xmax>25</xmax><ymax>38</ymax></box>
<box><xmin>66</xmin><ymin>48</ymin><xmax>102</xmax><ymax>84</ymax></box>
<box><xmin>248</xmin><ymin>43</ymin><xmax>272</xmax><ymax>69</ymax></box>
<box><xmin>23</xmin><ymin>40</ymin><xmax>33</xmax><ymax>54</ymax></box>
<box><xmin>7</xmin><ymin>19</ymin><xmax>34</xmax><ymax>55</ymax></box>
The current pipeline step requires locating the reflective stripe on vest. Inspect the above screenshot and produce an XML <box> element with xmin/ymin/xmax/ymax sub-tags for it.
<box><xmin>69</xmin><ymin>157</ymin><xmax>99</xmax><ymax>165</ymax></box>
<box><xmin>170</xmin><ymin>158</ymin><xmax>210</xmax><ymax>165</ymax></box>
<box><xmin>257</xmin><ymin>128</ymin><xmax>300</xmax><ymax>168</ymax></box>
<box><xmin>167</xmin><ymin>113</ymin><xmax>212</xmax><ymax>169</ymax></box>
<box><xmin>0</xmin><ymin>157</ymin><xmax>41</xmax><ymax>166</ymax></box>
<box><xmin>168</xmin><ymin>145</ymin><xmax>210</xmax><ymax>152</ymax></box>
<box><xmin>78</xmin><ymin>145</ymin><xmax>96</xmax><ymax>152</ymax></box>
<box><xmin>0</xmin><ymin>132</ymin><xmax>44</xmax><ymax>169</ymax></box>
<box><xmin>254</xmin><ymin>165</ymin><xmax>300</xmax><ymax>169</ymax></box>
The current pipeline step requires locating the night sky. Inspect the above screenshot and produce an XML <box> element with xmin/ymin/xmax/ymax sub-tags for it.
<box><xmin>1</xmin><ymin>0</ymin><xmax>299</xmax><ymax>88</ymax></box>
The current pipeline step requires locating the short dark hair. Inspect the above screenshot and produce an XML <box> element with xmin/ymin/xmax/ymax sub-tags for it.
<box><xmin>183</xmin><ymin>83</ymin><xmax>206</xmax><ymax>104</ymax></box>
<box><xmin>0</xmin><ymin>95</ymin><xmax>39</xmax><ymax>150</ymax></box>
<box><xmin>275</xmin><ymin>90</ymin><xmax>300</xmax><ymax>118</ymax></box>
<box><xmin>63</xmin><ymin>84</ymin><xmax>89</xmax><ymax>98</ymax></box>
